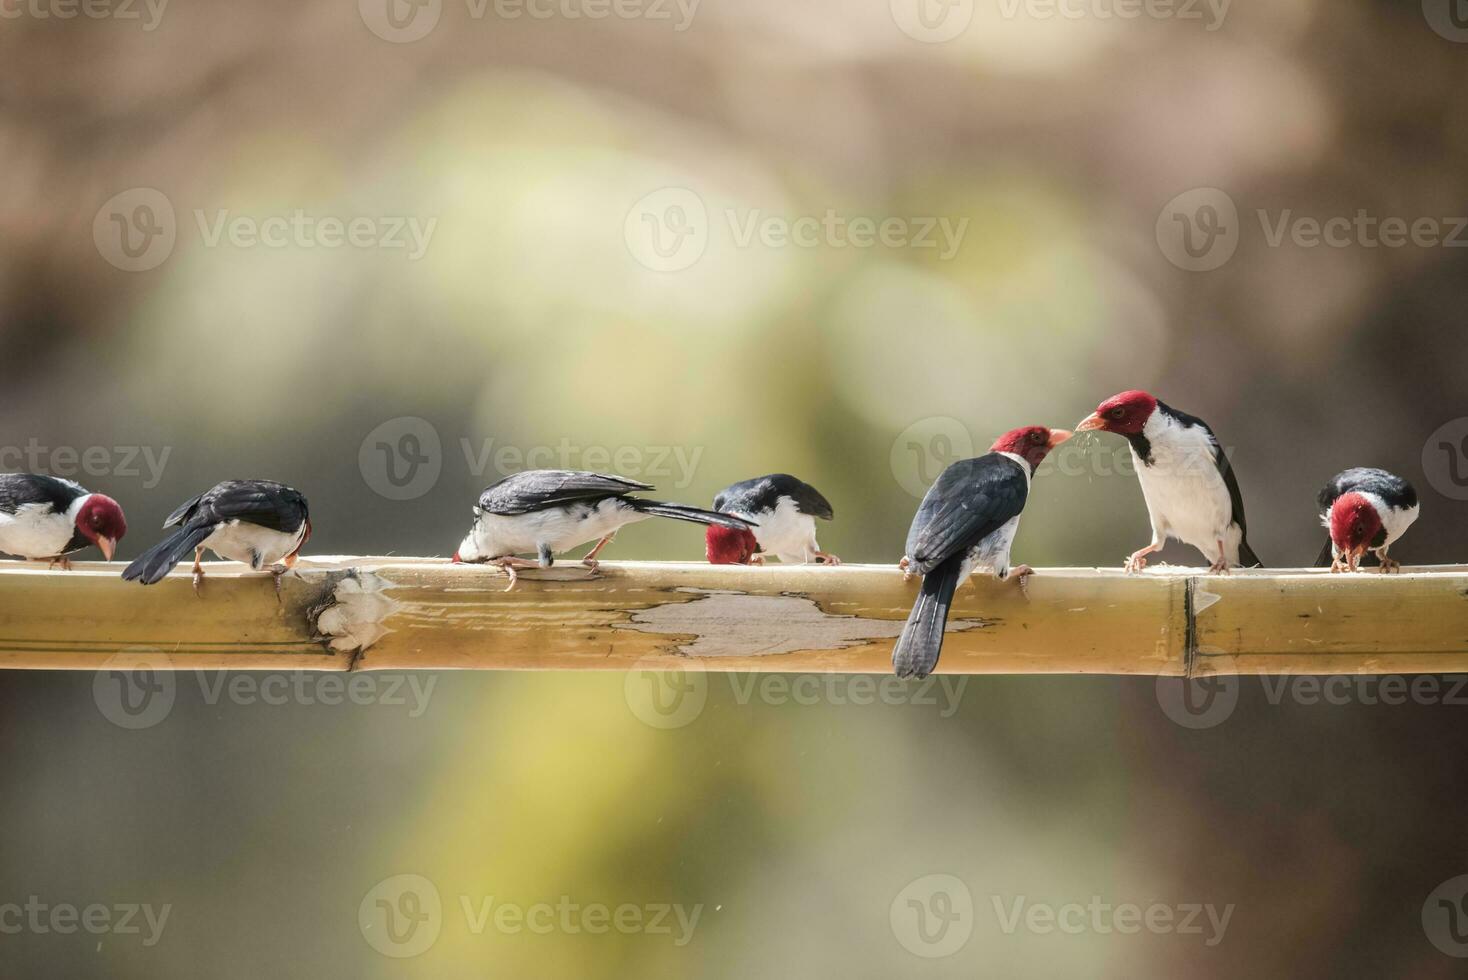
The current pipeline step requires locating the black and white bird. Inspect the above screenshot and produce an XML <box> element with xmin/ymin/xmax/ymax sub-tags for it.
<box><xmin>121</xmin><ymin>480</ymin><xmax>310</xmax><ymax>596</ymax></box>
<box><xmin>1078</xmin><ymin>390</ymin><xmax>1262</xmax><ymax>574</ymax></box>
<box><xmin>0</xmin><ymin>474</ymin><xmax>126</xmax><ymax>566</ymax></box>
<box><xmin>893</xmin><ymin>426</ymin><xmax>1072</xmax><ymax>679</ymax></box>
<box><xmin>705</xmin><ymin>473</ymin><xmax>838</xmax><ymax>565</ymax></box>
<box><xmin>1315</xmin><ymin>467</ymin><xmax>1420</xmax><ymax>573</ymax></box>
<box><xmin>452</xmin><ymin>469</ymin><xmax>754</xmax><ymax>590</ymax></box>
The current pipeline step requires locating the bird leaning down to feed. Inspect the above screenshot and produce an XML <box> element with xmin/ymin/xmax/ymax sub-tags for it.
<box><xmin>0</xmin><ymin>473</ymin><xmax>126</xmax><ymax>567</ymax></box>
<box><xmin>705</xmin><ymin>473</ymin><xmax>839</xmax><ymax>565</ymax></box>
<box><xmin>892</xmin><ymin>425</ymin><xmax>1073</xmax><ymax>680</ymax></box>
<box><xmin>1077</xmin><ymin>390</ymin><xmax>1262</xmax><ymax>575</ymax></box>
<box><xmin>1315</xmin><ymin>467</ymin><xmax>1420</xmax><ymax>573</ymax></box>
<box><xmin>453</xmin><ymin>469</ymin><xmax>755</xmax><ymax>590</ymax></box>
<box><xmin>120</xmin><ymin>480</ymin><xmax>310</xmax><ymax>598</ymax></box>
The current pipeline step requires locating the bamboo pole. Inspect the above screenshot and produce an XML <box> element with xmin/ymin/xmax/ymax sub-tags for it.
<box><xmin>0</xmin><ymin>559</ymin><xmax>1464</xmax><ymax>674</ymax></box>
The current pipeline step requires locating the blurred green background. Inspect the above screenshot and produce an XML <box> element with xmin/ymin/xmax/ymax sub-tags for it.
<box><xmin>4</xmin><ymin>0</ymin><xmax>1468</xmax><ymax>976</ymax></box>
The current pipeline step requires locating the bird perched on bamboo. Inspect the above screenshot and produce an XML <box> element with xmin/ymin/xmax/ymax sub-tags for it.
<box><xmin>705</xmin><ymin>473</ymin><xmax>839</xmax><ymax>565</ymax></box>
<box><xmin>453</xmin><ymin>469</ymin><xmax>754</xmax><ymax>590</ymax></box>
<box><xmin>893</xmin><ymin>426</ymin><xmax>1072</xmax><ymax>679</ymax></box>
<box><xmin>121</xmin><ymin>480</ymin><xmax>310</xmax><ymax>596</ymax></box>
<box><xmin>0</xmin><ymin>474</ymin><xmax>126</xmax><ymax>567</ymax></box>
<box><xmin>1315</xmin><ymin>467</ymin><xmax>1419</xmax><ymax>573</ymax></box>
<box><xmin>1078</xmin><ymin>390</ymin><xmax>1262</xmax><ymax>574</ymax></box>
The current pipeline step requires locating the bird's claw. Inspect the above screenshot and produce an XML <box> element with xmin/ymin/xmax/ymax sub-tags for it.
<box><xmin>1009</xmin><ymin>564</ymin><xmax>1034</xmax><ymax>599</ymax></box>
<box><xmin>1124</xmin><ymin>553</ymin><xmax>1149</xmax><ymax>575</ymax></box>
<box><xmin>814</xmin><ymin>551</ymin><xmax>841</xmax><ymax>566</ymax></box>
<box><xmin>1377</xmin><ymin>553</ymin><xmax>1400</xmax><ymax>574</ymax></box>
<box><xmin>749</xmin><ymin>553</ymin><xmax>766</xmax><ymax>566</ymax></box>
<box><xmin>899</xmin><ymin>556</ymin><xmax>915</xmax><ymax>582</ymax></box>
<box><xmin>47</xmin><ymin>556</ymin><xmax>72</xmax><ymax>572</ymax></box>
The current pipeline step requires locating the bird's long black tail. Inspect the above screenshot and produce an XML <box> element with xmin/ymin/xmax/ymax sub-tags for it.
<box><xmin>630</xmin><ymin>499</ymin><xmax>754</xmax><ymax>531</ymax></box>
<box><xmin>120</xmin><ymin>523</ymin><xmax>214</xmax><ymax>585</ymax></box>
<box><xmin>1238</xmin><ymin>538</ymin><xmax>1264</xmax><ymax>568</ymax></box>
<box><xmin>893</xmin><ymin>556</ymin><xmax>963</xmax><ymax>680</ymax></box>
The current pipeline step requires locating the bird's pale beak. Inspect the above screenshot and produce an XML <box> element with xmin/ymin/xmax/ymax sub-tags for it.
<box><xmin>97</xmin><ymin>537</ymin><xmax>116</xmax><ymax>561</ymax></box>
<box><xmin>1076</xmin><ymin>413</ymin><xmax>1105</xmax><ymax>432</ymax></box>
<box><xmin>1048</xmin><ymin>428</ymin><xmax>1074</xmax><ymax>448</ymax></box>
<box><xmin>451</xmin><ymin>551</ymin><xmax>462</xmax><ymax>564</ymax></box>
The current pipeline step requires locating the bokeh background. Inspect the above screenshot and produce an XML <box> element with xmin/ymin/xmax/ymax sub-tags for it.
<box><xmin>4</xmin><ymin>0</ymin><xmax>1468</xmax><ymax>975</ymax></box>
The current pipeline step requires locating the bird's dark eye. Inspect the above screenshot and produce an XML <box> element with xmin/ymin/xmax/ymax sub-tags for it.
<box><xmin>1029</xmin><ymin>431</ymin><xmax>1046</xmax><ymax>444</ymax></box>
<box><xmin>1107</xmin><ymin>407</ymin><xmax>1125</xmax><ymax>420</ymax></box>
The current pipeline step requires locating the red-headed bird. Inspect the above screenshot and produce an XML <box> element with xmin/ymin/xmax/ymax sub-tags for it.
<box><xmin>892</xmin><ymin>426</ymin><xmax>1072</xmax><ymax>679</ymax></box>
<box><xmin>453</xmin><ymin>470</ymin><xmax>753</xmax><ymax>590</ymax></box>
<box><xmin>121</xmin><ymin>480</ymin><xmax>310</xmax><ymax>596</ymax></box>
<box><xmin>1078</xmin><ymin>390</ymin><xmax>1261</xmax><ymax>573</ymax></box>
<box><xmin>706</xmin><ymin>473</ymin><xmax>838</xmax><ymax>565</ymax></box>
<box><xmin>0</xmin><ymin>474</ymin><xmax>126</xmax><ymax>566</ymax></box>
<box><xmin>1315</xmin><ymin>467</ymin><xmax>1419</xmax><ymax>573</ymax></box>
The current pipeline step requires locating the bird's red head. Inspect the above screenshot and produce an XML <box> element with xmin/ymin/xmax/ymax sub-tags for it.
<box><xmin>1077</xmin><ymin>390</ymin><xmax>1159</xmax><ymax>437</ymax></box>
<box><xmin>1329</xmin><ymin>493</ymin><xmax>1382</xmax><ymax>558</ymax></box>
<box><xmin>76</xmin><ymin>494</ymin><xmax>126</xmax><ymax>561</ymax></box>
<box><xmin>706</xmin><ymin>525</ymin><xmax>760</xmax><ymax>564</ymax></box>
<box><xmin>990</xmin><ymin>426</ymin><xmax>1074</xmax><ymax>471</ymax></box>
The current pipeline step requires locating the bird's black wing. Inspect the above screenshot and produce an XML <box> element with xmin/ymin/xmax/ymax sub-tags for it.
<box><xmin>188</xmin><ymin>480</ymin><xmax>309</xmax><ymax>533</ymax></box>
<box><xmin>477</xmin><ymin>470</ymin><xmax>654</xmax><ymax>516</ymax></box>
<box><xmin>905</xmin><ymin>454</ymin><xmax>1029</xmax><ymax>572</ymax></box>
<box><xmin>714</xmin><ymin>473</ymin><xmax>834</xmax><ymax>520</ymax></box>
<box><xmin>0</xmin><ymin>473</ymin><xmax>87</xmax><ymax>515</ymax></box>
<box><xmin>1319</xmin><ymin>467</ymin><xmax>1417</xmax><ymax>513</ymax></box>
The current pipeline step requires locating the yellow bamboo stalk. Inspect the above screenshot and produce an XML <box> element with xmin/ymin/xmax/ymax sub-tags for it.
<box><xmin>0</xmin><ymin>559</ymin><xmax>1464</xmax><ymax>674</ymax></box>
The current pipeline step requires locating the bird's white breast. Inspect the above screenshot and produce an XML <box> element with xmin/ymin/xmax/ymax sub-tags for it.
<box><xmin>471</xmin><ymin>498</ymin><xmax>643</xmax><ymax>559</ymax></box>
<box><xmin>202</xmin><ymin>520</ymin><xmax>305</xmax><ymax>568</ymax></box>
<box><xmin>1133</xmin><ymin>414</ymin><xmax>1239</xmax><ymax>559</ymax></box>
<box><xmin>739</xmin><ymin>496</ymin><xmax>819</xmax><ymax>563</ymax></box>
<box><xmin>0</xmin><ymin>495</ymin><xmax>88</xmax><ymax>560</ymax></box>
